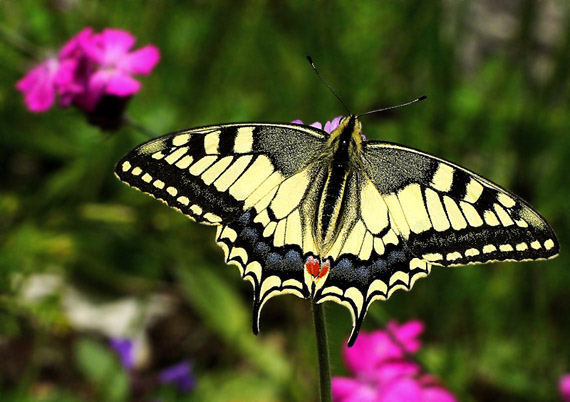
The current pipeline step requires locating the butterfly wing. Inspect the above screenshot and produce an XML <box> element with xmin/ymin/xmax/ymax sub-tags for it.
<box><xmin>115</xmin><ymin>122</ymin><xmax>328</xmax><ymax>330</ymax></box>
<box><xmin>311</xmin><ymin>140</ymin><xmax>559</xmax><ymax>345</ymax></box>
<box><xmin>362</xmin><ymin>141</ymin><xmax>559</xmax><ymax>265</ymax></box>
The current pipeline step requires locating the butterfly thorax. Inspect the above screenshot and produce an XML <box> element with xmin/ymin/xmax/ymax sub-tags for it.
<box><xmin>315</xmin><ymin>116</ymin><xmax>364</xmax><ymax>255</ymax></box>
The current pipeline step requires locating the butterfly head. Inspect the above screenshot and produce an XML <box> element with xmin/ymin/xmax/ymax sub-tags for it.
<box><xmin>329</xmin><ymin>115</ymin><xmax>364</xmax><ymax>153</ymax></box>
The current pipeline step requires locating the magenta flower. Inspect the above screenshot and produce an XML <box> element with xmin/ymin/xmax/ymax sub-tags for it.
<box><xmin>332</xmin><ymin>320</ymin><xmax>456</xmax><ymax>402</ymax></box>
<box><xmin>77</xmin><ymin>28</ymin><xmax>160</xmax><ymax>111</ymax></box>
<box><xmin>560</xmin><ymin>374</ymin><xmax>570</xmax><ymax>402</ymax></box>
<box><xmin>16</xmin><ymin>27</ymin><xmax>159</xmax><ymax>126</ymax></box>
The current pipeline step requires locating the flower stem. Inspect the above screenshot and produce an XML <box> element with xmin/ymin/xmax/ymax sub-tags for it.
<box><xmin>311</xmin><ymin>299</ymin><xmax>332</xmax><ymax>402</ymax></box>
<box><xmin>123</xmin><ymin>114</ymin><xmax>158</xmax><ymax>138</ymax></box>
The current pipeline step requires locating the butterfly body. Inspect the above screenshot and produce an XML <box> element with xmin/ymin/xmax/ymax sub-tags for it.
<box><xmin>116</xmin><ymin>116</ymin><xmax>559</xmax><ymax>345</ymax></box>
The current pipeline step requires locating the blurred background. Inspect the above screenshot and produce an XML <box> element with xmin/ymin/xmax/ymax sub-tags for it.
<box><xmin>1</xmin><ymin>1</ymin><xmax>569</xmax><ymax>401</ymax></box>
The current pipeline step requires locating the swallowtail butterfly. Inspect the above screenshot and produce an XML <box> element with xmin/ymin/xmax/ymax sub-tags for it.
<box><xmin>115</xmin><ymin>99</ymin><xmax>558</xmax><ymax>346</ymax></box>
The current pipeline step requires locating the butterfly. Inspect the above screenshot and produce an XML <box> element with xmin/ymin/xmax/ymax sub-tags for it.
<box><xmin>115</xmin><ymin>112</ymin><xmax>559</xmax><ymax>346</ymax></box>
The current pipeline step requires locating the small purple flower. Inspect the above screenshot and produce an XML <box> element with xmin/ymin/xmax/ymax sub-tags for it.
<box><xmin>560</xmin><ymin>374</ymin><xmax>570</xmax><ymax>402</ymax></box>
<box><xmin>292</xmin><ymin>116</ymin><xmax>343</xmax><ymax>133</ymax></box>
<box><xmin>109</xmin><ymin>337</ymin><xmax>135</xmax><ymax>370</ymax></box>
<box><xmin>158</xmin><ymin>361</ymin><xmax>195</xmax><ymax>393</ymax></box>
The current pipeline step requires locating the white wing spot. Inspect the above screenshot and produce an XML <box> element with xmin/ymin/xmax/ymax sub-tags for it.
<box><xmin>189</xmin><ymin>155</ymin><xmax>217</xmax><ymax>175</ymax></box>
<box><xmin>446</xmin><ymin>251</ymin><xmax>462</xmax><ymax>261</ymax></box>
<box><xmin>483</xmin><ymin>244</ymin><xmax>497</xmax><ymax>253</ymax></box>
<box><xmin>494</xmin><ymin>204</ymin><xmax>514</xmax><ymax>227</ymax></box>
<box><xmin>497</xmin><ymin>193</ymin><xmax>516</xmax><ymax>208</ymax></box>
<box><xmin>142</xmin><ymin>173</ymin><xmax>153</xmax><ymax>183</ymax></box>
<box><xmin>151</xmin><ymin>152</ymin><xmax>165</xmax><ymax>160</ymax></box>
<box><xmin>234</xmin><ymin>127</ymin><xmax>254</xmax><ymax>153</ymax></box>
<box><xmin>177</xmin><ymin>196</ymin><xmax>190</xmax><ymax>206</ymax></box>
<box><xmin>204</xmin><ymin>212</ymin><xmax>222</xmax><ymax>223</ymax></box>
<box><xmin>460</xmin><ymin>201</ymin><xmax>483</xmax><ymax>227</ymax></box>
<box><xmin>431</xmin><ymin>163</ymin><xmax>454</xmax><ymax>192</ymax></box>
<box><xmin>425</xmin><ymin>188</ymin><xmax>450</xmax><ymax>232</ymax></box>
<box><xmin>190</xmin><ymin>205</ymin><xmax>203</xmax><ymax>215</ymax></box>
<box><xmin>167</xmin><ymin>187</ymin><xmax>178</xmax><ymax>197</ymax></box>
<box><xmin>499</xmin><ymin>244</ymin><xmax>513</xmax><ymax>252</ymax></box>
<box><xmin>423</xmin><ymin>253</ymin><xmax>443</xmax><ymax>262</ymax></box>
<box><xmin>465</xmin><ymin>248</ymin><xmax>480</xmax><ymax>257</ymax></box>
<box><xmin>121</xmin><ymin>161</ymin><xmax>132</xmax><ymax>172</ymax></box>
<box><xmin>204</xmin><ymin>131</ymin><xmax>220</xmax><ymax>154</ymax></box>
<box><xmin>515</xmin><ymin>219</ymin><xmax>529</xmax><ymax>228</ymax></box>
<box><xmin>131</xmin><ymin>167</ymin><xmax>142</xmax><ymax>176</ymax></box>
<box><xmin>175</xmin><ymin>155</ymin><xmax>193</xmax><ymax>169</ymax></box>
<box><xmin>443</xmin><ymin>196</ymin><xmax>468</xmax><ymax>230</ymax></box>
<box><xmin>464</xmin><ymin>179</ymin><xmax>484</xmax><ymax>203</ymax></box>
<box><xmin>153</xmin><ymin>180</ymin><xmax>165</xmax><ymax>189</ymax></box>
<box><xmin>398</xmin><ymin>184</ymin><xmax>432</xmax><ymax>234</ymax></box>
<box><xmin>544</xmin><ymin>239</ymin><xmax>555</xmax><ymax>250</ymax></box>
<box><xmin>164</xmin><ymin>147</ymin><xmax>189</xmax><ymax>165</ymax></box>
<box><xmin>172</xmin><ymin>134</ymin><xmax>190</xmax><ymax>146</ymax></box>
<box><xmin>530</xmin><ymin>241</ymin><xmax>541</xmax><ymax>250</ymax></box>
<box><xmin>516</xmin><ymin>242</ymin><xmax>528</xmax><ymax>251</ymax></box>
<box><xmin>483</xmin><ymin>210</ymin><xmax>500</xmax><ymax>226</ymax></box>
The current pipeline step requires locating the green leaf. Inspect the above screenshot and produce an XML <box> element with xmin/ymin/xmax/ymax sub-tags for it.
<box><xmin>74</xmin><ymin>338</ymin><xmax>129</xmax><ymax>402</ymax></box>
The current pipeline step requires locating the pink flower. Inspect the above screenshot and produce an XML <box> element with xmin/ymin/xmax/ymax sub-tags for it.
<box><xmin>343</xmin><ymin>320</ymin><xmax>424</xmax><ymax>376</ymax></box>
<box><xmin>77</xmin><ymin>28</ymin><xmax>160</xmax><ymax>111</ymax></box>
<box><xmin>292</xmin><ymin>116</ymin><xmax>343</xmax><ymax>133</ymax></box>
<box><xmin>16</xmin><ymin>58</ymin><xmax>61</xmax><ymax>113</ymax></box>
<box><xmin>332</xmin><ymin>320</ymin><xmax>457</xmax><ymax>402</ymax></box>
<box><xmin>16</xmin><ymin>27</ymin><xmax>160</xmax><ymax>118</ymax></box>
<box><xmin>560</xmin><ymin>374</ymin><xmax>570</xmax><ymax>402</ymax></box>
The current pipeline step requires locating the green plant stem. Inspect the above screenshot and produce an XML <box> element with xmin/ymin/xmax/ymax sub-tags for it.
<box><xmin>124</xmin><ymin>114</ymin><xmax>158</xmax><ymax>138</ymax></box>
<box><xmin>311</xmin><ymin>299</ymin><xmax>331</xmax><ymax>402</ymax></box>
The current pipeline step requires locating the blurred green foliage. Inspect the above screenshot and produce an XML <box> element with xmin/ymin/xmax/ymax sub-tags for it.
<box><xmin>1</xmin><ymin>1</ymin><xmax>569</xmax><ymax>401</ymax></box>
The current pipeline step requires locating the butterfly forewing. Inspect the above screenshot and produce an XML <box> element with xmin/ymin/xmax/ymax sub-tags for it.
<box><xmin>115</xmin><ymin>123</ymin><xmax>326</xmax><ymax>224</ymax></box>
<box><xmin>362</xmin><ymin>141</ymin><xmax>559</xmax><ymax>266</ymax></box>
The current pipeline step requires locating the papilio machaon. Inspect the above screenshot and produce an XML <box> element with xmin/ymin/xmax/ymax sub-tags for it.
<box><xmin>115</xmin><ymin>112</ymin><xmax>559</xmax><ymax>345</ymax></box>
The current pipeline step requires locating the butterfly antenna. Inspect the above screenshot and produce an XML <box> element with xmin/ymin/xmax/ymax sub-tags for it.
<box><xmin>307</xmin><ymin>56</ymin><xmax>351</xmax><ymax>115</ymax></box>
<box><xmin>357</xmin><ymin>95</ymin><xmax>427</xmax><ymax>118</ymax></box>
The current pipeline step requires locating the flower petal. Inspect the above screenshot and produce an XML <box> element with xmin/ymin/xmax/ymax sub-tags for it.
<box><xmin>109</xmin><ymin>338</ymin><xmax>134</xmax><ymax>370</ymax></box>
<box><xmin>16</xmin><ymin>60</ymin><xmax>58</xmax><ymax>113</ymax></box>
<box><xmin>332</xmin><ymin>377</ymin><xmax>378</xmax><ymax>402</ymax></box>
<box><xmin>310</xmin><ymin>121</ymin><xmax>323</xmax><ymax>129</ymax></box>
<box><xmin>378</xmin><ymin>377</ymin><xmax>422</xmax><ymax>402</ymax></box>
<box><xmin>59</xmin><ymin>27</ymin><xmax>93</xmax><ymax>59</ymax></box>
<box><xmin>120</xmin><ymin>45</ymin><xmax>160</xmax><ymax>75</ymax></box>
<box><xmin>324</xmin><ymin>116</ymin><xmax>343</xmax><ymax>133</ymax></box>
<box><xmin>421</xmin><ymin>387</ymin><xmax>457</xmax><ymax>402</ymax></box>
<box><xmin>159</xmin><ymin>361</ymin><xmax>195</xmax><ymax>393</ymax></box>
<box><xmin>106</xmin><ymin>73</ymin><xmax>141</xmax><ymax>96</ymax></box>
<box><xmin>560</xmin><ymin>374</ymin><xmax>570</xmax><ymax>402</ymax></box>
<box><xmin>99</xmin><ymin>28</ymin><xmax>137</xmax><ymax>65</ymax></box>
<box><xmin>387</xmin><ymin>320</ymin><xmax>424</xmax><ymax>354</ymax></box>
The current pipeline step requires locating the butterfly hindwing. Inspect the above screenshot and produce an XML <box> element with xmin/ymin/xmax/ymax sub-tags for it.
<box><xmin>312</xmin><ymin>171</ymin><xmax>431</xmax><ymax>345</ymax></box>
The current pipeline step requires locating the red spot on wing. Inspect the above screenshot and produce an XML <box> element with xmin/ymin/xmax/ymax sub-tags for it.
<box><xmin>305</xmin><ymin>256</ymin><xmax>330</xmax><ymax>279</ymax></box>
<box><xmin>318</xmin><ymin>260</ymin><xmax>330</xmax><ymax>279</ymax></box>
